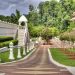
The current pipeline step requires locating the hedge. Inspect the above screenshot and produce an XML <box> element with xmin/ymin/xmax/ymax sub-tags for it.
<box><xmin>0</xmin><ymin>40</ymin><xmax>18</xmax><ymax>48</ymax></box>
<box><xmin>60</xmin><ymin>32</ymin><xmax>75</xmax><ymax>42</ymax></box>
<box><xmin>0</xmin><ymin>36</ymin><xmax>13</xmax><ymax>42</ymax></box>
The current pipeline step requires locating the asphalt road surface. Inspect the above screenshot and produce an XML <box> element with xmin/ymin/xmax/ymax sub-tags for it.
<box><xmin>0</xmin><ymin>45</ymin><xmax>72</xmax><ymax>75</ymax></box>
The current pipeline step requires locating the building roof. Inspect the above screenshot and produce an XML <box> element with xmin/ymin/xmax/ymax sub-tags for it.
<box><xmin>18</xmin><ymin>15</ymin><xmax>28</xmax><ymax>22</ymax></box>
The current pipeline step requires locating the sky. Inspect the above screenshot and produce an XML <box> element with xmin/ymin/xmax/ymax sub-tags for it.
<box><xmin>0</xmin><ymin>0</ymin><xmax>50</xmax><ymax>16</ymax></box>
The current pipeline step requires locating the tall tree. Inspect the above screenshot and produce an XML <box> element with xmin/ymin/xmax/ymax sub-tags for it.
<box><xmin>10</xmin><ymin>13</ymin><xmax>17</xmax><ymax>24</ymax></box>
<box><xmin>16</xmin><ymin>10</ymin><xmax>21</xmax><ymax>23</ymax></box>
<box><xmin>29</xmin><ymin>5</ymin><xmax>34</xmax><ymax>12</ymax></box>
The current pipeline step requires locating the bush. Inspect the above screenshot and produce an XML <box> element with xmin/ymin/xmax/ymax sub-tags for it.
<box><xmin>60</xmin><ymin>32</ymin><xmax>75</xmax><ymax>42</ymax></box>
<box><xmin>29</xmin><ymin>26</ymin><xmax>44</xmax><ymax>37</ymax></box>
<box><xmin>0</xmin><ymin>36</ymin><xmax>13</xmax><ymax>42</ymax></box>
<box><xmin>41</xmin><ymin>27</ymin><xmax>59</xmax><ymax>42</ymax></box>
<box><xmin>60</xmin><ymin>33</ymin><xmax>69</xmax><ymax>41</ymax></box>
<box><xmin>48</xmin><ymin>27</ymin><xmax>59</xmax><ymax>37</ymax></box>
<box><xmin>29</xmin><ymin>25</ymin><xmax>59</xmax><ymax>38</ymax></box>
<box><xmin>0</xmin><ymin>40</ymin><xmax>18</xmax><ymax>48</ymax></box>
<box><xmin>41</xmin><ymin>27</ymin><xmax>53</xmax><ymax>42</ymax></box>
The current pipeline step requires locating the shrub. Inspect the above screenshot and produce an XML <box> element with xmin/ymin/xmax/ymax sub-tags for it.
<box><xmin>29</xmin><ymin>26</ymin><xmax>44</xmax><ymax>37</ymax></box>
<box><xmin>60</xmin><ymin>32</ymin><xmax>75</xmax><ymax>42</ymax></box>
<box><xmin>41</xmin><ymin>27</ymin><xmax>59</xmax><ymax>42</ymax></box>
<box><xmin>0</xmin><ymin>40</ymin><xmax>18</xmax><ymax>48</ymax></box>
<box><xmin>41</xmin><ymin>27</ymin><xmax>53</xmax><ymax>42</ymax></box>
<box><xmin>29</xmin><ymin>25</ymin><xmax>59</xmax><ymax>38</ymax></box>
<box><xmin>60</xmin><ymin>33</ymin><xmax>69</xmax><ymax>41</ymax></box>
<box><xmin>0</xmin><ymin>36</ymin><xmax>13</xmax><ymax>42</ymax></box>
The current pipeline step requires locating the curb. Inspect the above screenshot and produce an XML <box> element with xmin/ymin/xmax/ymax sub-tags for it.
<box><xmin>48</xmin><ymin>48</ymin><xmax>75</xmax><ymax>75</ymax></box>
<box><xmin>0</xmin><ymin>48</ymin><xmax>36</xmax><ymax>65</ymax></box>
<box><xmin>48</xmin><ymin>48</ymin><xmax>67</xmax><ymax>67</ymax></box>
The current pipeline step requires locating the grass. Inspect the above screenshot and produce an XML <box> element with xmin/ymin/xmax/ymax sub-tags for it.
<box><xmin>50</xmin><ymin>48</ymin><xmax>75</xmax><ymax>66</ymax></box>
<box><xmin>68</xmin><ymin>48</ymin><xmax>75</xmax><ymax>52</ymax></box>
<box><xmin>0</xmin><ymin>47</ymin><xmax>32</xmax><ymax>63</ymax></box>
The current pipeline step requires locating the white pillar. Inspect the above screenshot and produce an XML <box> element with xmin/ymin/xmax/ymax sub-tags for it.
<box><xmin>29</xmin><ymin>43</ymin><xmax>31</xmax><ymax>51</ymax></box>
<box><xmin>29</xmin><ymin>39</ymin><xmax>32</xmax><ymax>50</ymax></box>
<box><xmin>31</xmin><ymin>42</ymin><xmax>33</xmax><ymax>50</ymax></box>
<box><xmin>32</xmin><ymin>42</ymin><xmax>34</xmax><ymax>49</ymax></box>
<box><xmin>9</xmin><ymin>42</ymin><xmax>14</xmax><ymax>60</ymax></box>
<box><xmin>23</xmin><ymin>46</ymin><xmax>26</xmax><ymax>55</ymax></box>
<box><xmin>17</xmin><ymin>46</ymin><xmax>22</xmax><ymax>58</ymax></box>
<box><xmin>27</xmin><ymin>45</ymin><xmax>29</xmax><ymax>53</ymax></box>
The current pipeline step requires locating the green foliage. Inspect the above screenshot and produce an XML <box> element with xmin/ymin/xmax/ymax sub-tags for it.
<box><xmin>0</xmin><ymin>9</ymin><xmax>21</xmax><ymax>24</ymax></box>
<box><xmin>0</xmin><ymin>36</ymin><xmax>13</xmax><ymax>42</ymax></box>
<box><xmin>29</xmin><ymin>5</ymin><xmax>34</xmax><ymax>12</ymax></box>
<box><xmin>68</xmin><ymin>22</ymin><xmax>75</xmax><ymax>31</ymax></box>
<box><xmin>28</xmin><ymin>22</ymin><xmax>59</xmax><ymax>38</ymax></box>
<box><xmin>28</xmin><ymin>11</ymin><xmax>39</xmax><ymax>25</ymax></box>
<box><xmin>60</xmin><ymin>32</ymin><xmax>70</xmax><ymax>41</ymax></box>
<box><xmin>41</xmin><ymin>27</ymin><xmax>59</xmax><ymax>41</ymax></box>
<box><xmin>27</xmin><ymin>0</ymin><xmax>75</xmax><ymax>32</ymax></box>
<box><xmin>0</xmin><ymin>40</ymin><xmax>18</xmax><ymax>48</ymax></box>
<box><xmin>48</xmin><ymin>27</ymin><xmax>59</xmax><ymax>36</ymax></box>
<box><xmin>35</xmin><ymin>0</ymin><xmax>75</xmax><ymax>31</ymax></box>
<box><xmin>50</xmin><ymin>48</ymin><xmax>75</xmax><ymax>66</ymax></box>
<box><xmin>60</xmin><ymin>31</ymin><xmax>75</xmax><ymax>42</ymax></box>
<box><xmin>29</xmin><ymin>25</ymin><xmax>44</xmax><ymax>37</ymax></box>
<box><xmin>0</xmin><ymin>0</ymin><xmax>75</xmax><ymax>34</ymax></box>
<box><xmin>41</xmin><ymin>27</ymin><xmax>53</xmax><ymax>42</ymax></box>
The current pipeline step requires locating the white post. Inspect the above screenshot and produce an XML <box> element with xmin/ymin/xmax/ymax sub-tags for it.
<box><xmin>31</xmin><ymin>42</ymin><xmax>33</xmax><ymax>50</ymax></box>
<box><xmin>27</xmin><ymin>43</ymin><xmax>30</xmax><ymax>53</ymax></box>
<box><xmin>9</xmin><ymin>42</ymin><xmax>14</xmax><ymax>60</ymax></box>
<box><xmin>32</xmin><ymin>42</ymin><xmax>34</xmax><ymax>49</ymax></box>
<box><xmin>27</xmin><ymin>45</ymin><xmax>29</xmax><ymax>53</ymax></box>
<box><xmin>29</xmin><ymin>43</ymin><xmax>31</xmax><ymax>51</ymax></box>
<box><xmin>17</xmin><ymin>46</ymin><xmax>22</xmax><ymax>58</ymax></box>
<box><xmin>29</xmin><ymin>43</ymin><xmax>32</xmax><ymax>51</ymax></box>
<box><xmin>23</xmin><ymin>46</ymin><xmax>26</xmax><ymax>55</ymax></box>
<box><xmin>29</xmin><ymin>39</ymin><xmax>32</xmax><ymax>50</ymax></box>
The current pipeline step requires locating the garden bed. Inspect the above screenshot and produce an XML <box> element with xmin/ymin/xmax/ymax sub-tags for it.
<box><xmin>50</xmin><ymin>48</ymin><xmax>75</xmax><ymax>66</ymax></box>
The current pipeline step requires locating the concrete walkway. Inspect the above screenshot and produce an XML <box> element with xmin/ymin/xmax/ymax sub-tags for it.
<box><xmin>0</xmin><ymin>45</ymin><xmax>72</xmax><ymax>75</ymax></box>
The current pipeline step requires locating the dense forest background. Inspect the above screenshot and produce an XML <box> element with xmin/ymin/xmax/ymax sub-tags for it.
<box><xmin>0</xmin><ymin>0</ymin><xmax>75</xmax><ymax>38</ymax></box>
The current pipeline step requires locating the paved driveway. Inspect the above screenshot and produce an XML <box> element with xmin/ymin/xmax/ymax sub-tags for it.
<box><xmin>0</xmin><ymin>45</ymin><xmax>72</xmax><ymax>75</ymax></box>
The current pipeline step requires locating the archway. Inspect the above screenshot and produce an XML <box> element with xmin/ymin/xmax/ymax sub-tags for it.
<box><xmin>21</xmin><ymin>21</ymin><xmax>25</xmax><ymax>26</ymax></box>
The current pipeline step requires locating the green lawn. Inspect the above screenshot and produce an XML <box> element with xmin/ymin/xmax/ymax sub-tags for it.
<box><xmin>0</xmin><ymin>48</ymin><xmax>31</xmax><ymax>63</ymax></box>
<box><xmin>68</xmin><ymin>48</ymin><xmax>75</xmax><ymax>52</ymax></box>
<box><xmin>50</xmin><ymin>48</ymin><xmax>75</xmax><ymax>66</ymax></box>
